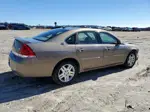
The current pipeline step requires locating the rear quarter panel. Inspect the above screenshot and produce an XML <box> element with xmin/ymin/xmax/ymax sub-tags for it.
<box><xmin>28</xmin><ymin>42</ymin><xmax>82</xmax><ymax>75</ymax></box>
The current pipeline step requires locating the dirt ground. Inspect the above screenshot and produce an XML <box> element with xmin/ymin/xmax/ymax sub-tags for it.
<box><xmin>0</xmin><ymin>29</ymin><xmax>150</xmax><ymax>112</ymax></box>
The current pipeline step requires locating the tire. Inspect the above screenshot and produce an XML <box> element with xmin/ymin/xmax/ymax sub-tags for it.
<box><xmin>52</xmin><ymin>61</ymin><xmax>78</xmax><ymax>85</ymax></box>
<box><xmin>124</xmin><ymin>52</ymin><xmax>136</xmax><ymax>68</ymax></box>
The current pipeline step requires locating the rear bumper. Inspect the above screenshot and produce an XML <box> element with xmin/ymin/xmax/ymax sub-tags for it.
<box><xmin>9</xmin><ymin>51</ymin><xmax>54</xmax><ymax>77</ymax></box>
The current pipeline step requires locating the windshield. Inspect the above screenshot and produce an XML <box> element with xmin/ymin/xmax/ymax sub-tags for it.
<box><xmin>33</xmin><ymin>28</ymin><xmax>69</xmax><ymax>41</ymax></box>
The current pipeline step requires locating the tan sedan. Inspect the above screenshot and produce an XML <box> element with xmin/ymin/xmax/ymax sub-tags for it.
<box><xmin>9</xmin><ymin>28</ymin><xmax>139</xmax><ymax>85</ymax></box>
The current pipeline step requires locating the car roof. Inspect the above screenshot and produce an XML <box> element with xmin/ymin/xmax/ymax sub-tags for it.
<box><xmin>64</xmin><ymin>27</ymin><xmax>105</xmax><ymax>32</ymax></box>
<box><xmin>50</xmin><ymin>27</ymin><xmax>109</xmax><ymax>42</ymax></box>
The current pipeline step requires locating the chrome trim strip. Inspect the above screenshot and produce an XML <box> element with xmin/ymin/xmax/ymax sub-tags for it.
<box><xmin>82</xmin><ymin>56</ymin><xmax>101</xmax><ymax>60</ymax></box>
<box><xmin>12</xmin><ymin>51</ymin><xmax>36</xmax><ymax>58</ymax></box>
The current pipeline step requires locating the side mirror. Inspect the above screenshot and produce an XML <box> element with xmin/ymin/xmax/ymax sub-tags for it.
<box><xmin>115</xmin><ymin>40</ymin><xmax>121</xmax><ymax>45</ymax></box>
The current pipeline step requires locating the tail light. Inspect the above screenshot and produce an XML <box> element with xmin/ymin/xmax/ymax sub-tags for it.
<box><xmin>19</xmin><ymin>44</ymin><xmax>35</xmax><ymax>57</ymax></box>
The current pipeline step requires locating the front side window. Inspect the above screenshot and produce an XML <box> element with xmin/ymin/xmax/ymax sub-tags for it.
<box><xmin>99</xmin><ymin>32</ymin><xmax>118</xmax><ymax>44</ymax></box>
<box><xmin>77</xmin><ymin>31</ymin><xmax>98</xmax><ymax>44</ymax></box>
<box><xmin>33</xmin><ymin>28</ymin><xmax>69</xmax><ymax>41</ymax></box>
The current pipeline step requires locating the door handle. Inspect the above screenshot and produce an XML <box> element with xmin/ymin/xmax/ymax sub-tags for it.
<box><xmin>105</xmin><ymin>47</ymin><xmax>111</xmax><ymax>51</ymax></box>
<box><xmin>77</xmin><ymin>48</ymin><xmax>84</xmax><ymax>52</ymax></box>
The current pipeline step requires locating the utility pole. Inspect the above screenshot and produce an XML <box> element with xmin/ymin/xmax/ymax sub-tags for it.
<box><xmin>54</xmin><ymin>22</ymin><xmax>57</xmax><ymax>27</ymax></box>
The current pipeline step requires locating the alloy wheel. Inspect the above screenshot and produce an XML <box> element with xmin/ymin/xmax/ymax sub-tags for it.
<box><xmin>58</xmin><ymin>64</ymin><xmax>75</xmax><ymax>82</ymax></box>
<box><xmin>127</xmin><ymin>53</ymin><xmax>136</xmax><ymax>67</ymax></box>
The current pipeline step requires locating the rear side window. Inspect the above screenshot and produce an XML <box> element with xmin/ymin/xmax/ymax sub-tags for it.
<box><xmin>33</xmin><ymin>28</ymin><xmax>69</xmax><ymax>41</ymax></box>
<box><xmin>13</xmin><ymin>40</ymin><xmax>23</xmax><ymax>53</ymax></box>
<box><xmin>66</xmin><ymin>34</ymin><xmax>76</xmax><ymax>44</ymax></box>
<box><xmin>77</xmin><ymin>31</ymin><xmax>98</xmax><ymax>44</ymax></box>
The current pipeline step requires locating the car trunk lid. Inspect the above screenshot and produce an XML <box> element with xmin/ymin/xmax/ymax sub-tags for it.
<box><xmin>12</xmin><ymin>37</ymin><xmax>41</xmax><ymax>57</ymax></box>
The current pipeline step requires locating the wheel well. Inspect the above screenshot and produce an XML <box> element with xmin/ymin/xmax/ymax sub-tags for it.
<box><xmin>126</xmin><ymin>49</ymin><xmax>138</xmax><ymax>60</ymax></box>
<box><xmin>53</xmin><ymin>58</ymin><xmax>80</xmax><ymax>73</ymax></box>
<box><xmin>124</xmin><ymin>49</ymin><xmax>138</xmax><ymax>63</ymax></box>
<box><xmin>130</xmin><ymin>49</ymin><xmax>138</xmax><ymax>57</ymax></box>
<box><xmin>131</xmin><ymin>49</ymin><xmax>137</xmax><ymax>54</ymax></box>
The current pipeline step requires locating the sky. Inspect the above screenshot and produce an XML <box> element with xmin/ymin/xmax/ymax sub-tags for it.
<box><xmin>0</xmin><ymin>0</ymin><xmax>150</xmax><ymax>27</ymax></box>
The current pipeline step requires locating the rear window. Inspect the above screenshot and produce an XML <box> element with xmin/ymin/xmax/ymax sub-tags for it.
<box><xmin>13</xmin><ymin>40</ymin><xmax>23</xmax><ymax>53</ymax></box>
<box><xmin>33</xmin><ymin>28</ymin><xmax>69</xmax><ymax>41</ymax></box>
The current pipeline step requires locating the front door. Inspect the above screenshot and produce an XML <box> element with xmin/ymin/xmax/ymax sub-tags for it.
<box><xmin>99</xmin><ymin>32</ymin><xmax>126</xmax><ymax>66</ymax></box>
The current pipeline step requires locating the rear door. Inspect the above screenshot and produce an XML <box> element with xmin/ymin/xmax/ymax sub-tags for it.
<box><xmin>76</xmin><ymin>31</ymin><xmax>104</xmax><ymax>70</ymax></box>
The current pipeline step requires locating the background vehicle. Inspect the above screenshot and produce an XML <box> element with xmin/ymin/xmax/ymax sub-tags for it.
<box><xmin>9</xmin><ymin>28</ymin><xmax>139</xmax><ymax>85</ymax></box>
<box><xmin>112</xmin><ymin>27</ymin><xmax>122</xmax><ymax>31</ymax></box>
<box><xmin>133</xmin><ymin>27</ymin><xmax>141</xmax><ymax>32</ymax></box>
<box><xmin>0</xmin><ymin>24</ymin><xmax>8</xmax><ymax>30</ymax></box>
<box><xmin>102</xmin><ymin>26</ymin><xmax>112</xmax><ymax>31</ymax></box>
<box><xmin>122</xmin><ymin>27</ymin><xmax>133</xmax><ymax>32</ymax></box>
<box><xmin>9</xmin><ymin>24</ymin><xmax>30</xmax><ymax>30</ymax></box>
